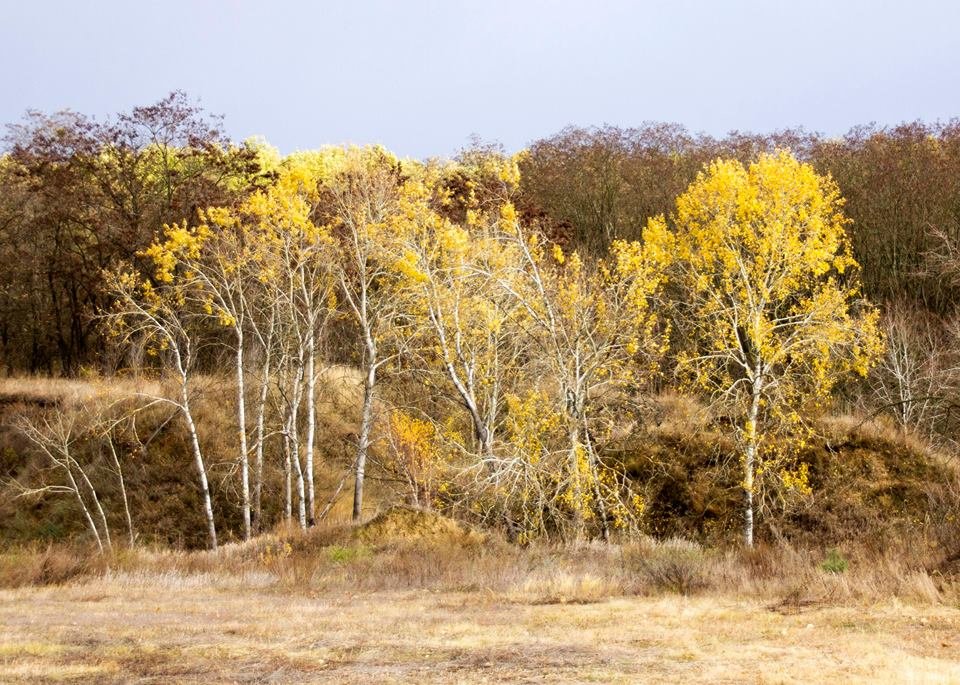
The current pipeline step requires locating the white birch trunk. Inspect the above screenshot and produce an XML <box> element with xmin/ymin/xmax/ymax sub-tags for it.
<box><xmin>352</xmin><ymin>359</ymin><xmax>377</xmax><ymax>522</ymax></box>
<box><xmin>106</xmin><ymin>435</ymin><xmax>135</xmax><ymax>547</ymax></box>
<box><xmin>181</xmin><ymin>378</ymin><xmax>218</xmax><ymax>551</ymax></box>
<box><xmin>235</xmin><ymin>331</ymin><xmax>252</xmax><ymax>541</ymax></box>
<box><xmin>252</xmin><ymin>343</ymin><xmax>272</xmax><ymax>533</ymax></box>
<box><xmin>73</xmin><ymin>458</ymin><xmax>112</xmax><ymax>552</ymax></box>
<box><xmin>64</xmin><ymin>462</ymin><xmax>103</xmax><ymax>553</ymax></box>
<box><xmin>304</xmin><ymin>328</ymin><xmax>317</xmax><ymax>526</ymax></box>
<box><xmin>743</xmin><ymin>372</ymin><xmax>763</xmax><ymax>548</ymax></box>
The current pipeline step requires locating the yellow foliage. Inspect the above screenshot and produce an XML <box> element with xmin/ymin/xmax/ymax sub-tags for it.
<box><xmin>648</xmin><ymin>150</ymin><xmax>884</xmax><ymax>528</ymax></box>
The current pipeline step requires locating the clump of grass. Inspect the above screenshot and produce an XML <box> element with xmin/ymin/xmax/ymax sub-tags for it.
<box><xmin>519</xmin><ymin>571</ymin><xmax>616</xmax><ymax>604</ymax></box>
<box><xmin>625</xmin><ymin>538</ymin><xmax>712</xmax><ymax>594</ymax></box>
<box><xmin>0</xmin><ymin>543</ymin><xmax>105</xmax><ymax>587</ymax></box>
<box><xmin>326</xmin><ymin>544</ymin><xmax>369</xmax><ymax>563</ymax></box>
<box><xmin>354</xmin><ymin>505</ymin><xmax>486</xmax><ymax>547</ymax></box>
<box><xmin>821</xmin><ymin>548</ymin><xmax>849</xmax><ymax>574</ymax></box>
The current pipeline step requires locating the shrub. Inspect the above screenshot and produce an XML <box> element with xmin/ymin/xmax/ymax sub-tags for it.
<box><xmin>821</xmin><ymin>548</ymin><xmax>849</xmax><ymax>574</ymax></box>
<box><xmin>327</xmin><ymin>545</ymin><xmax>369</xmax><ymax>564</ymax></box>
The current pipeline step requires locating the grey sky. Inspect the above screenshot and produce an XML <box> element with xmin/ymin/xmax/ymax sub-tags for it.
<box><xmin>2</xmin><ymin>0</ymin><xmax>958</xmax><ymax>157</ymax></box>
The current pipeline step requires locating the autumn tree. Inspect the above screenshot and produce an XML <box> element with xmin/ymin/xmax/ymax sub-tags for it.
<box><xmin>104</xmin><ymin>257</ymin><xmax>219</xmax><ymax>550</ymax></box>
<box><xmin>648</xmin><ymin>151</ymin><xmax>882</xmax><ymax>546</ymax></box>
<box><xmin>0</xmin><ymin>93</ymin><xmax>264</xmax><ymax>374</ymax></box>
<box><xmin>315</xmin><ymin>146</ymin><xmax>412</xmax><ymax>522</ymax></box>
<box><xmin>253</xmin><ymin>151</ymin><xmax>338</xmax><ymax>528</ymax></box>
<box><xmin>388</xmin><ymin>153</ymin><xmax>537</xmax><ymax>533</ymax></box>
<box><xmin>496</xmin><ymin>209</ymin><xmax>669</xmax><ymax>540</ymax></box>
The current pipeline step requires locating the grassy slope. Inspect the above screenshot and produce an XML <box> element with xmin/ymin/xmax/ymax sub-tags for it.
<box><xmin>1</xmin><ymin>376</ymin><xmax>958</xmax><ymax>557</ymax></box>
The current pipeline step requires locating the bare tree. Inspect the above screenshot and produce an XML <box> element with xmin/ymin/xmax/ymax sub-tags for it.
<box><xmin>14</xmin><ymin>410</ymin><xmax>112</xmax><ymax>552</ymax></box>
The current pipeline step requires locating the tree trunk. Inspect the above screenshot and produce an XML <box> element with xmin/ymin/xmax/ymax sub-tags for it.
<box><xmin>304</xmin><ymin>330</ymin><xmax>317</xmax><ymax>526</ymax></box>
<box><xmin>743</xmin><ymin>375</ymin><xmax>763</xmax><ymax>548</ymax></box>
<box><xmin>568</xmin><ymin>419</ymin><xmax>585</xmax><ymax>543</ymax></box>
<box><xmin>352</xmin><ymin>360</ymin><xmax>377</xmax><ymax>522</ymax></box>
<box><xmin>182</xmin><ymin>382</ymin><xmax>218</xmax><ymax>551</ymax></box>
<box><xmin>73</xmin><ymin>457</ymin><xmax>112</xmax><ymax>552</ymax></box>
<box><xmin>289</xmin><ymin>363</ymin><xmax>307</xmax><ymax>530</ymax></box>
<box><xmin>252</xmin><ymin>347</ymin><xmax>271</xmax><ymax>533</ymax></box>
<box><xmin>64</xmin><ymin>462</ymin><xmax>103</xmax><ymax>553</ymax></box>
<box><xmin>282</xmin><ymin>423</ymin><xmax>293</xmax><ymax>522</ymax></box>
<box><xmin>583</xmin><ymin>417</ymin><xmax>609</xmax><ymax>542</ymax></box>
<box><xmin>235</xmin><ymin>334</ymin><xmax>251</xmax><ymax>541</ymax></box>
<box><xmin>106</xmin><ymin>434</ymin><xmax>136</xmax><ymax>547</ymax></box>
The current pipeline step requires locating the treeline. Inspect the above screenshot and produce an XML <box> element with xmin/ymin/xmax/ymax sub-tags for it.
<box><xmin>520</xmin><ymin>122</ymin><xmax>960</xmax><ymax>311</ymax></box>
<box><xmin>2</xmin><ymin>93</ymin><xmax>959</xmax><ymax>550</ymax></box>
<box><xmin>3</xmin><ymin>97</ymin><xmax>959</xmax><ymax>375</ymax></box>
<box><xmin>0</xmin><ymin>93</ymin><xmax>268</xmax><ymax>374</ymax></box>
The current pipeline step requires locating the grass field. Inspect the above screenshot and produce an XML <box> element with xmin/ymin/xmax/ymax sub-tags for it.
<box><xmin>1</xmin><ymin>571</ymin><xmax>959</xmax><ymax>684</ymax></box>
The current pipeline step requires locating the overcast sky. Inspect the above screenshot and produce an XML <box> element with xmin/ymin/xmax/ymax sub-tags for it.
<box><xmin>2</xmin><ymin>0</ymin><xmax>958</xmax><ymax>157</ymax></box>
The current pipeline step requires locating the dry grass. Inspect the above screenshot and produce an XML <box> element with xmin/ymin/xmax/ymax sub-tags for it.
<box><xmin>0</xmin><ymin>375</ymin><xmax>162</xmax><ymax>409</ymax></box>
<box><xmin>2</xmin><ymin>511</ymin><xmax>958</xmax><ymax>603</ymax></box>
<box><xmin>0</xmin><ymin>572</ymin><xmax>958</xmax><ymax>683</ymax></box>
<box><xmin>1</xmin><ymin>511</ymin><xmax>960</xmax><ymax>682</ymax></box>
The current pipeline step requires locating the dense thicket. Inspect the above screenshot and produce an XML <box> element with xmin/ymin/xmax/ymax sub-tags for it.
<box><xmin>0</xmin><ymin>93</ymin><xmax>266</xmax><ymax>374</ymax></box>
<box><xmin>3</xmin><ymin>101</ymin><xmax>959</xmax><ymax>374</ymax></box>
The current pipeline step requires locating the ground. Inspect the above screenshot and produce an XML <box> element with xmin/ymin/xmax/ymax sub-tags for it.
<box><xmin>1</xmin><ymin>577</ymin><xmax>959</xmax><ymax>684</ymax></box>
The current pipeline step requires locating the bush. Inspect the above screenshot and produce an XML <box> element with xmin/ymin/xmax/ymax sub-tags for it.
<box><xmin>821</xmin><ymin>548</ymin><xmax>849</xmax><ymax>574</ymax></box>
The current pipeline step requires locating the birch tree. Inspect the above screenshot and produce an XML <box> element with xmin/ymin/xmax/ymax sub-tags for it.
<box><xmin>647</xmin><ymin>151</ymin><xmax>883</xmax><ymax>546</ymax></box>
<box><xmin>142</xmin><ymin>212</ymin><xmax>261</xmax><ymax>539</ymax></box>
<box><xmin>318</xmin><ymin>147</ymin><xmax>413</xmax><ymax>522</ymax></box>
<box><xmin>104</xmin><ymin>258</ymin><xmax>219</xmax><ymax>550</ymax></box>
<box><xmin>496</xmin><ymin>205</ymin><xmax>669</xmax><ymax>541</ymax></box>
<box><xmin>15</xmin><ymin>410</ymin><xmax>113</xmax><ymax>553</ymax></box>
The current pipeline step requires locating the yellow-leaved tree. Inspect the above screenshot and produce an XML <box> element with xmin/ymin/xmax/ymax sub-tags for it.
<box><xmin>645</xmin><ymin>151</ymin><xmax>883</xmax><ymax>546</ymax></box>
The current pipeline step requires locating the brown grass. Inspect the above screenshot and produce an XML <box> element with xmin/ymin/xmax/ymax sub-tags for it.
<box><xmin>0</xmin><ymin>562</ymin><xmax>957</xmax><ymax>683</ymax></box>
<box><xmin>1</xmin><ymin>513</ymin><xmax>959</xmax><ymax>682</ymax></box>
<box><xmin>2</xmin><ymin>518</ymin><xmax>958</xmax><ymax>602</ymax></box>
<box><xmin>0</xmin><ymin>375</ymin><xmax>162</xmax><ymax>409</ymax></box>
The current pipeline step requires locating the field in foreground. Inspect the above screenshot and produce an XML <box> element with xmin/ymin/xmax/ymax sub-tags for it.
<box><xmin>1</xmin><ymin>576</ymin><xmax>959</xmax><ymax>684</ymax></box>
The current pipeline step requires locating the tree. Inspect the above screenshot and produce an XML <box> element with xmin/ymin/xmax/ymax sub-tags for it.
<box><xmin>316</xmin><ymin>147</ymin><xmax>413</xmax><ymax>522</ymax></box>
<box><xmin>0</xmin><ymin>93</ymin><xmax>262</xmax><ymax>374</ymax></box>
<box><xmin>104</xmin><ymin>258</ymin><xmax>219</xmax><ymax>551</ymax></box>
<box><xmin>647</xmin><ymin>151</ymin><xmax>883</xmax><ymax>546</ymax></box>
<box><xmin>495</xmin><ymin>208</ymin><xmax>669</xmax><ymax>541</ymax></box>
<box><xmin>14</xmin><ymin>409</ymin><xmax>113</xmax><ymax>553</ymax></box>
<box><xmin>249</xmin><ymin>151</ymin><xmax>337</xmax><ymax>529</ymax></box>
<box><xmin>869</xmin><ymin>300</ymin><xmax>958</xmax><ymax>440</ymax></box>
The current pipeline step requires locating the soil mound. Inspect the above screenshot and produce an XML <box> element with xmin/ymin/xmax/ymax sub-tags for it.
<box><xmin>355</xmin><ymin>506</ymin><xmax>485</xmax><ymax>546</ymax></box>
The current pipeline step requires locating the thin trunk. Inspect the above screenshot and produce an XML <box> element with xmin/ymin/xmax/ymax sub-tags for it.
<box><xmin>568</xmin><ymin>418</ymin><xmax>585</xmax><ymax>543</ymax></box>
<box><xmin>73</xmin><ymin>457</ymin><xmax>112</xmax><ymax>552</ymax></box>
<box><xmin>106</xmin><ymin>435</ymin><xmax>136</xmax><ymax>547</ymax></box>
<box><xmin>235</xmin><ymin>334</ymin><xmax>251</xmax><ymax>541</ymax></box>
<box><xmin>292</xmin><ymin>434</ymin><xmax>307</xmax><ymax>530</ymax></box>
<box><xmin>743</xmin><ymin>373</ymin><xmax>763</xmax><ymax>548</ymax></box>
<box><xmin>318</xmin><ymin>471</ymin><xmax>349</xmax><ymax>522</ymax></box>
<box><xmin>353</xmin><ymin>360</ymin><xmax>377</xmax><ymax>522</ymax></box>
<box><xmin>289</xmin><ymin>361</ymin><xmax>307</xmax><ymax>530</ymax></box>
<box><xmin>282</xmin><ymin>422</ymin><xmax>293</xmax><ymax>522</ymax></box>
<box><xmin>252</xmin><ymin>343</ymin><xmax>272</xmax><ymax>533</ymax></box>
<box><xmin>64</xmin><ymin>461</ymin><xmax>103</xmax><ymax>553</ymax></box>
<box><xmin>182</xmin><ymin>381</ymin><xmax>217</xmax><ymax>551</ymax></box>
<box><xmin>304</xmin><ymin>330</ymin><xmax>317</xmax><ymax>526</ymax></box>
<box><xmin>583</xmin><ymin>416</ymin><xmax>609</xmax><ymax>542</ymax></box>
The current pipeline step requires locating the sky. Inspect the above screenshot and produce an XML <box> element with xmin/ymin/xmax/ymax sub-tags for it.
<box><xmin>2</xmin><ymin>0</ymin><xmax>959</xmax><ymax>158</ymax></box>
